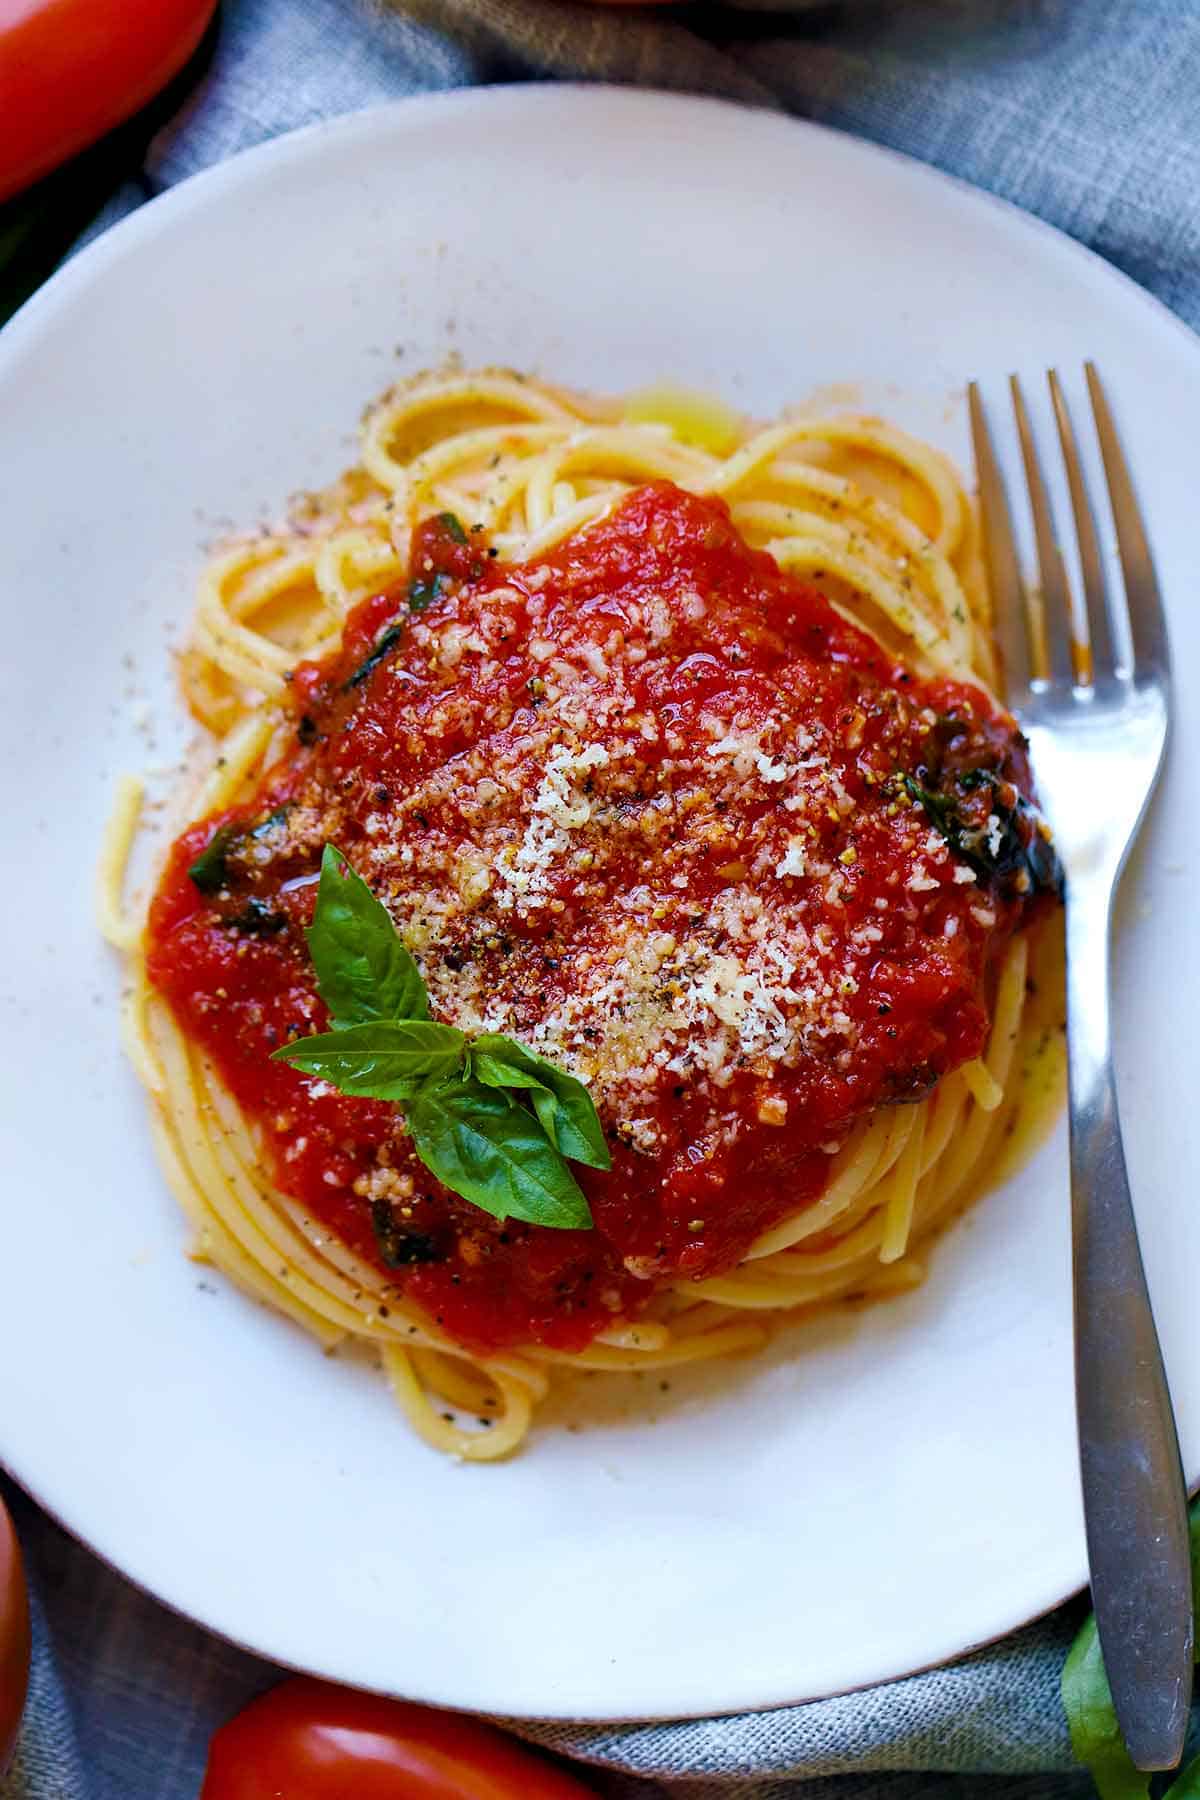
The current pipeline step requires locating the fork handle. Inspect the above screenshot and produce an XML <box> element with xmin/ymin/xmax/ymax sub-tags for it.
<box><xmin>1066</xmin><ymin>879</ymin><xmax>1193</xmax><ymax>1770</ymax></box>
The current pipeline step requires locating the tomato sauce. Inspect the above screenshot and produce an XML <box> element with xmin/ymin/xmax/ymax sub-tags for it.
<box><xmin>146</xmin><ymin>484</ymin><xmax>1054</xmax><ymax>1354</ymax></box>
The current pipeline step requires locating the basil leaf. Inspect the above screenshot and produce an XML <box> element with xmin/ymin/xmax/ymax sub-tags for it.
<box><xmin>1062</xmin><ymin>1494</ymin><xmax>1200</xmax><ymax>1798</ymax></box>
<box><xmin>1061</xmin><ymin>1615</ymin><xmax>1150</xmax><ymax>1800</ymax></box>
<box><xmin>342</xmin><ymin>620</ymin><xmax>404</xmax><ymax>691</ymax></box>
<box><xmin>470</xmin><ymin>1033</ymin><xmax>610</xmax><ymax>1169</ymax></box>
<box><xmin>406</xmin><ymin>1079</ymin><xmax>593</xmax><ymax>1229</ymax></box>
<box><xmin>270</xmin><ymin>1019</ymin><xmax>465</xmax><ymax>1098</ymax></box>
<box><xmin>1166</xmin><ymin>1755</ymin><xmax>1200</xmax><ymax>1799</ymax></box>
<box><xmin>369</xmin><ymin>1203</ymin><xmax>440</xmax><ymax>1269</ymax></box>
<box><xmin>188</xmin><ymin>806</ymin><xmax>291</xmax><ymax>895</ymax></box>
<box><xmin>282</xmin><ymin>845</ymin><xmax>600</xmax><ymax>1229</ymax></box>
<box><xmin>223</xmin><ymin>898</ymin><xmax>288</xmax><ymax>937</ymax></box>
<box><xmin>307</xmin><ymin>845</ymin><xmax>429</xmax><ymax>1027</ymax></box>
<box><xmin>901</xmin><ymin>770</ymin><xmax>1062</xmax><ymax>899</ymax></box>
<box><xmin>188</xmin><ymin>823</ymin><xmax>236</xmax><ymax>894</ymax></box>
<box><xmin>251</xmin><ymin>805</ymin><xmax>292</xmax><ymax>840</ymax></box>
<box><xmin>408</xmin><ymin>572</ymin><xmax>448</xmax><ymax>613</ymax></box>
<box><xmin>438</xmin><ymin>511</ymin><xmax>468</xmax><ymax>545</ymax></box>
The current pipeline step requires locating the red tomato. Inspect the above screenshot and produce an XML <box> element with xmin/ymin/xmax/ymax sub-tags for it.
<box><xmin>200</xmin><ymin>1679</ymin><xmax>595</xmax><ymax>1799</ymax></box>
<box><xmin>0</xmin><ymin>0</ymin><xmax>219</xmax><ymax>203</ymax></box>
<box><xmin>0</xmin><ymin>1497</ymin><xmax>30</xmax><ymax>1775</ymax></box>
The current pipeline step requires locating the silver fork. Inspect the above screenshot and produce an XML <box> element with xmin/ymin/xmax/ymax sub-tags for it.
<box><xmin>969</xmin><ymin>365</ymin><xmax>1191</xmax><ymax>1772</ymax></box>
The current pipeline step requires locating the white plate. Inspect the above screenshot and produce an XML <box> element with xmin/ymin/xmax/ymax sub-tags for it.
<box><xmin>1</xmin><ymin>86</ymin><xmax>1198</xmax><ymax>1722</ymax></box>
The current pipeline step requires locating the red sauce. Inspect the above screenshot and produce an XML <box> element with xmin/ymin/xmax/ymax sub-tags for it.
<box><xmin>147</xmin><ymin>484</ymin><xmax>1051</xmax><ymax>1354</ymax></box>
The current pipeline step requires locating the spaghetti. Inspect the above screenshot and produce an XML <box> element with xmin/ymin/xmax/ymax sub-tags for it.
<box><xmin>102</xmin><ymin>369</ymin><xmax>1064</xmax><ymax>1460</ymax></box>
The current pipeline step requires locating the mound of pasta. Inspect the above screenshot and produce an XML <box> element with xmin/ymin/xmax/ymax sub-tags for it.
<box><xmin>103</xmin><ymin>370</ymin><xmax>1063</xmax><ymax>1458</ymax></box>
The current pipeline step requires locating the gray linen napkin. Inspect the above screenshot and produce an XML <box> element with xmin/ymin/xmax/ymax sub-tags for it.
<box><xmin>4</xmin><ymin>0</ymin><xmax>1199</xmax><ymax>1793</ymax></box>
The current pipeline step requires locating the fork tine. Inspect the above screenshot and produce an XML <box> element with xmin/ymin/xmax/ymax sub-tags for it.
<box><xmin>967</xmin><ymin>381</ymin><xmax>1030</xmax><ymax>704</ymax></box>
<box><xmin>1047</xmin><ymin>371</ymin><xmax>1111</xmax><ymax>686</ymax></box>
<box><xmin>1009</xmin><ymin>374</ymin><xmax>1076</xmax><ymax>687</ymax></box>
<box><xmin>1085</xmin><ymin>363</ymin><xmax>1170</xmax><ymax>681</ymax></box>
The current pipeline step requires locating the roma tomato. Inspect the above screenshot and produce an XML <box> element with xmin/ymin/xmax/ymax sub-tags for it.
<box><xmin>200</xmin><ymin>1679</ymin><xmax>595</xmax><ymax>1800</ymax></box>
<box><xmin>0</xmin><ymin>1496</ymin><xmax>30</xmax><ymax>1775</ymax></box>
<box><xmin>0</xmin><ymin>0</ymin><xmax>219</xmax><ymax>203</ymax></box>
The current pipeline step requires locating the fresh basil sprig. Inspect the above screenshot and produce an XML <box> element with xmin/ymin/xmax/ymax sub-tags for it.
<box><xmin>271</xmin><ymin>846</ymin><xmax>607</xmax><ymax>1229</ymax></box>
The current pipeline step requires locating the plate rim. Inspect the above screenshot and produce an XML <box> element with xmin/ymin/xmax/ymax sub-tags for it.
<box><xmin>7</xmin><ymin>82</ymin><xmax>1200</xmax><ymax>375</ymax></box>
<box><xmin>1</xmin><ymin>80</ymin><xmax>1197</xmax><ymax>1721</ymax></box>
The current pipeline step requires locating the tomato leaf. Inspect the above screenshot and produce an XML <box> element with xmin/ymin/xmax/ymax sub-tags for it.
<box><xmin>406</xmin><ymin>1079</ymin><xmax>593</xmax><ymax>1229</ymax></box>
<box><xmin>469</xmin><ymin>1034</ymin><xmax>610</xmax><ymax>1169</ymax></box>
<box><xmin>306</xmin><ymin>844</ymin><xmax>429</xmax><ymax>1027</ymax></box>
<box><xmin>270</xmin><ymin>1019</ymin><xmax>465</xmax><ymax>1099</ymax></box>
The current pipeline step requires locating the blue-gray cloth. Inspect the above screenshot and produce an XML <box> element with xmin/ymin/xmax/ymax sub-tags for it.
<box><xmin>4</xmin><ymin>0</ymin><xmax>1198</xmax><ymax>1793</ymax></box>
